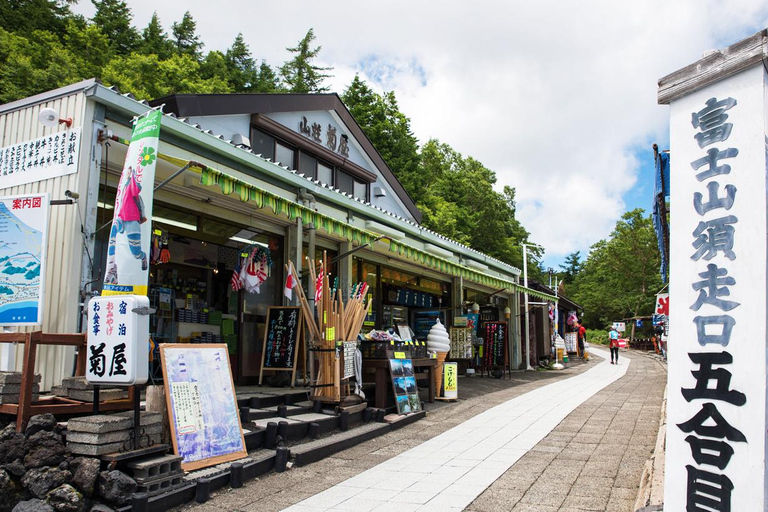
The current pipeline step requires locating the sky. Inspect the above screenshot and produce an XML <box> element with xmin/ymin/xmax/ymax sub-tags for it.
<box><xmin>74</xmin><ymin>1</ymin><xmax>768</xmax><ymax>270</ymax></box>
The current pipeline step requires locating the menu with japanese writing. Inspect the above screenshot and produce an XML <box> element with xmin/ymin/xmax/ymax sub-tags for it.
<box><xmin>481</xmin><ymin>321</ymin><xmax>507</xmax><ymax>367</ymax></box>
<box><xmin>160</xmin><ymin>344</ymin><xmax>246</xmax><ymax>471</ymax></box>
<box><xmin>0</xmin><ymin>128</ymin><xmax>81</xmax><ymax>189</ymax></box>
<box><xmin>262</xmin><ymin>307</ymin><xmax>302</xmax><ymax>369</ymax></box>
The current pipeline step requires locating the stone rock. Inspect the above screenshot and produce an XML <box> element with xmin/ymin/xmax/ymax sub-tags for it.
<box><xmin>21</xmin><ymin>467</ymin><xmax>71</xmax><ymax>499</ymax></box>
<box><xmin>0</xmin><ymin>428</ymin><xmax>26</xmax><ymax>466</ymax></box>
<box><xmin>0</xmin><ymin>469</ymin><xmax>24</xmax><ymax>512</ymax></box>
<box><xmin>88</xmin><ymin>505</ymin><xmax>114</xmax><ymax>512</ymax></box>
<box><xmin>24</xmin><ymin>431</ymin><xmax>67</xmax><ymax>469</ymax></box>
<box><xmin>25</xmin><ymin>415</ymin><xmax>57</xmax><ymax>438</ymax></box>
<box><xmin>96</xmin><ymin>471</ymin><xmax>135</xmax><ymax>505</ymax></box>
<box><xmin>69</xmin><ymin>458</ymin><xmax>99</xmax><ymax>498</ymax></box>
<box><xmin>11</xmin><ymin>499</ymin><xmax>53</xmax><ymax>512</ymax></box>
<box><xmin>45</xmin><ymin>484</ymin><xmax>84</xmax><ymax>512</ymax></box>
<box><xmin>4</xmin><ymin>459</ymin><xmax>25</xmax><ymax>477</ymax></box>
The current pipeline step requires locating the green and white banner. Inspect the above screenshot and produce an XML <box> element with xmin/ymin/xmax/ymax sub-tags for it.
<box><xmin>103</xmin><ymin>110</ymin><xmax>162</xmax><ymax>296</ymax></box>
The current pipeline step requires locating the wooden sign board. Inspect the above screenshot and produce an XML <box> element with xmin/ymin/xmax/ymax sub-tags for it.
<box><xmin>259</xmin><ymin>307</ymin><xmax>302</xmax><ymax>385</ymax></box>
<box><xmin>481</xmin><ymin>321</ymin><xmax>507</xmax><ymax>367</ymax></box>
<box><xmin>160</xmin><ymin>344</ymin><xmax>247</xmax><ymax>471</ymax></box>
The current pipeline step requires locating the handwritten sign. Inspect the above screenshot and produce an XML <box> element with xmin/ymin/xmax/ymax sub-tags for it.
<box><xmin>86</xmin><ymin>295</ymin><xmax>148</xmax><ymax>386</ymax></box>
<box><xmin>259</xmin><ymin>307</ymin><xmax>303</xmax><ymax>386</ymax></box>
<box><xmin>481</xmin><ymin>321</ymin><xmax>507</xmax><ymax>367</ymax></box>
<box><xmin>160</xmin><ymin>344</ymin><xmax>246</xmax><ymax>471</ymax></box>
<box><xmin>0</xmin><ymin>128</ymin><xmax>81</xmax><ymax>188</ymax></box>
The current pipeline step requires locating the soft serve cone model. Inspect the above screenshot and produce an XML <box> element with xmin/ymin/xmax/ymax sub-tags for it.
<box><xmin>427</xmin><ymin>318</ymin><xmax>450</xmax><ymax>395</ymax></box>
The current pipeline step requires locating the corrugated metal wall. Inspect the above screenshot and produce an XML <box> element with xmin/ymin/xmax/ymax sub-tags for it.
<box><xmin>0</xmin><ymin>92</ymin><xmax>91</xmax><ymax>390</ymax></box>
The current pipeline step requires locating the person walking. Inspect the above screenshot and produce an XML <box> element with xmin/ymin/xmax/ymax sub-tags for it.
<box><xmin>609</xmin><ymin>326</ymin><xmax>620</xmax><ymax>364</ymax></box>
<box><xmin>577</xmin><ymin>321</ymin><xmax>588</xmax><ymax>361</ymax></box>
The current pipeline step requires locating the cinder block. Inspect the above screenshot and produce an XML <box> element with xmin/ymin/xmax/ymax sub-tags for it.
<box><xmin>67</xmin><ymin>429</ymin><xmax>131</xmax><ymax>445</ymax></box>
<box><xmin>67</xmin><ymin>388</ymin><xmax>127</xmax><ymax>402</ymax></box>
<box><xmin>68</xmin><ymin>440</ymin><xmax>125</xmax><ymax>456</ymax></box>
<box><xmin>138</xmin><ymin>433</ymin><xmax>162</xmax><ymax>448</ymax></box>
<box><xmin>50</xmin><ymin>385</ymin><xmax>67</xmax><ymax>396</ymax></box>
<box><xmin>0</xmin><ymin>372</ymin><xmax>41</xmax><ymax>385</ymax></box>
<box><xmin>0</xmin><ymin>393</ymin><xmax>39</xmax><ymax>404</ymax></box>
<box><xmin>134</xmin><ymin>473</ymin><xmax>185</xmax><ymax>496</ymax></box>
<box><xmin>0</xmin><ymin>383</ymin><xmax>40</xmax><ymax>394</ymax></box>
<box><xmin>115</xmin><ymin>411</ymin><xmax>162</xmax><ymax>425</ymax></box>
<box><xmin>61</xmin><ymin>377</ymin><xmax>94</xmax><ymax>390</ymax></box>
<box><xmin>67</xmin><ymin>415</ymin><xmax>132</xmax><ymax>434</ymax></box>
<box><xmin>128</xmin><ymin>455</ymin><xmax>183</xmax><ymax>481</ymax></box>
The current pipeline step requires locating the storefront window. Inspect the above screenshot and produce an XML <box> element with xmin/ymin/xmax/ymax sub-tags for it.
<box><xmin>336</xmin><ymin>170</ymin><xmax>354</xmax><ymax>195</ymax></box>
<box><xmin>299</xmin><ymin>152</ymin><xmax>317</xmax><ymax>179</ymax></box>
<box><xmin>317</xmin><ymin>162</ymin><xmax>333</xmax><ymax>186</ymax></box>
<box><xmin>361</xmin><ymin>261</ymin><xmax>378</xmax><ymax>330</ymax></box>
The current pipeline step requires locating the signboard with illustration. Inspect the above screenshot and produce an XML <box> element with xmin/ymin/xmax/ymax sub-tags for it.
<box><xmin>160</xmin><ymin>344</ymin><xmax>247</xmax><ymax>470</ymax></box>
<box><xmin>0</xmin><ymin>193</ymin><xmax>49</xmax><ymax>326</ymax></box>
<box><xmin>103</xmin><ymin>110</ymin><xmax>162</xmax><ymax>296</ymax></box>
<box><xmin>86</xmin><ymin>295</ymin><xmax>148</xmax><ymax>386</ymax></box>
<box><xmin>388</xmin><ymin>358</ymin><xmax>422</xmax><ymax>415</ymax></box>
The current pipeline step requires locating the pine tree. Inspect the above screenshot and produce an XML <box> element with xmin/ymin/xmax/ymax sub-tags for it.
<box><xmin>0</xmin><ymin>0</ymin><xmax>73</xmax><ymax>39</ymax></box>
<box><xmin>280</xmin><ymin>28</ymin><xmax>332</xmax><ymax>93</ymax></box>
<box><xmin>255</xmin><ymin>61</ymin><xmax>281</xmax><ymax>92</ymax></box>
<box><xmin>141</xmin><ymin>12</ymin><xmax>173</xmax><ymax>59</ymax></box>
<box><xmin>91</xmin><ymin>0</ymin><xmax>138</xmax><ymax>55</ymax></box>
<box><xmin>171</xmin><ymin>11</ymin><xmax>202</xmax><ymax>60</ymax></box>
<box><xmin>225</xmin><ymin>33</ymin><xmax>258</xmax><ymax>92</ymax></box>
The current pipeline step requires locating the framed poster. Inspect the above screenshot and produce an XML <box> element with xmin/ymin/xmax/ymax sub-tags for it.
<box><xmin>389</xmin><ymin>358</ymin><xmax>421</xmax><ymax>415</ymax></box>
<box><xmin>0</xmin><ymin>193</ymin><xmax>49</xmax><ymax>326</ymax></box>
<box><xmin>160</xmin><ymin>344</ymin><xmax>247</xmax><ymax>471</ymax></box>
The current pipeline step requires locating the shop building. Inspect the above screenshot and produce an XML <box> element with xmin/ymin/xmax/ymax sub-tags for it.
<box><xmin>0</xmin><ymin>80</ymin><xmax>555</xmax><ymax>389</ymax></box>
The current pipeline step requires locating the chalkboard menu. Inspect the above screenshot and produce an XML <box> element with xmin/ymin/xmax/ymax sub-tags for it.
<box><xmin>482</xmin><ymin>321</ymin><xmax>507</xmax><ymax>367</ymax></box>
<box><xmin>261</xmin><ymin>307</ymin><xmax>302</xmax><ymax>370</ymax></box>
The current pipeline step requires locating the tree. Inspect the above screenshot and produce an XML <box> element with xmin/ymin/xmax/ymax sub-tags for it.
<box><xmin>570</xmin><ymin>209</ymin><xmax>663</xmax><ymax>327</ymax></box>
<box><xmin>0</xmin><ymin>0</ymin><xmax>74</xmax><ymax>39</ymax></box>
<box><xmin>140</xmin><ymin>12</ymin><xmax>173</xmax><ymax>59</ymax></box>
<box><xmin>171</xmin><ymin>11</ymin><xmax>202</xmax><ymax>59</ymax></box>
<box><xmin>225</xmin><ymin>33</ymin><xmax>258</xmax><ymax>92</ymax></box>
<box><xmin>280</xmin><ymin>28</ymin><xmax>332</xmax><ymax>93</ymax></box>
<box><xmin>64</xmin><ymin>18</ymin><xmax>111</xmax><ymax>78</ymax></box>
<box><xmin>254</xmin><ymin>61</ymin><xmax>281</xmax><ymax>92</ymax></box>
<box><xmin>91</xmin><ymin>0</ymin><xmax>138</xmax><ymax>55</ymax></box>
<box><xmin>559</xmin><ymin>251</ymin><xmax>582</xmax><ymax>284</ymax></box>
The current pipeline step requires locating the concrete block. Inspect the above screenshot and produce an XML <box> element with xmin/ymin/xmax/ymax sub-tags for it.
<box><xmin>133</xmin><ymin>472</ymin><xmax>185</xmax><ymax>497</ymax></box>
<box><xmin>68</xmin><ymin>440</ymin><xmax>125</xmax><ymax>456</ymax></box>
<box><xmin>115</xmin><ymin>411</ymin><xmax>162</xmax><ymax>425</ymax></box>
<box><xmin>0</xmin><ymin>393</ymin><xmax>39</xmax><ymax>404</ymax></box>
<box><xmin>50</xmin><ymin>385</ymin><xmax>67</xmax><ymax>396</ymax></box>
<box><xmin>61</xmin><ymin>377</ymin><xmax>94</xmax><ymax>390</ymax></box>
<box><xmin>67</xmin><ymin>429</ymin><xmax>131</xmax><ymax>445</ymax></box>
<box><xmin>67</xmin><ymin>415</ymin><xmax>132</xmax><ymax>434</ymax></box>
<box><xmin>0</xmin><ymin>372</ymin><xmax>41</xmax><ymax>384</ymax></box>
<box><xmin>128</xmin><ymin>455</ymin><xmax>182</xmax><ymax>481</ymax></box>
<box><xmin>139</xmin><ymin>433</ymin><xmax>162</xmax><ymax>448</ymax></box>
<box><xmin>67</xmin><ymin>388</ymin><xmax>127</xmax><ymax>402</ymax></box>
<box><xmin>0</xmin><ymin>383</ymin><xmax>40</xmax><ymax>394</ymax></box>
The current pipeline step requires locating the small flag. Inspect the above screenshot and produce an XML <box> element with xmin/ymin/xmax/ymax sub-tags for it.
<box><xmin>231</xmin><ymin>260</ymin><xmax>243</xmax><ymax>292</ymax></box>
<box><xmin>284</xmin><ymin>273</ymin><xmax>295</xmax><ymax>300</ymax></box>
<box><xmin>314</xmin><ymin>262</ymin><xmax>324</xmax><ymax>303</ymax></box>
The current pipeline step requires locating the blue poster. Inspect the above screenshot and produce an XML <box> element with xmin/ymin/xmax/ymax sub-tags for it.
<box><xmin>0</xmin><ymin>194</ymin><xmax>49</xmax><ymax>326</ymax></box>
<box><xmin>161</xmin><ymin>344</ymin><xmax>247</xmax><ymax>469</ymax></box>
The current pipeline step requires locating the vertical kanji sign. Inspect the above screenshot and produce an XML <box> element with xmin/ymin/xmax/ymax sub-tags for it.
<box><xmin>665</xmin><ymin>62</ymin><xmax>767</xmax><ymax>510</ymax></box>
<box><xmin>86</xmin><ymin>295</ymin><xmax>149</xmax><ymax>386</ymax></box>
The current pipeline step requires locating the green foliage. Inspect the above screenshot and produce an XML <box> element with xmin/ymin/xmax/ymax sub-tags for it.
<box><xmin>559</xmin><ymin>251</ymin><xmax>582</xmax><ymax>284</ymax></box>
<box><xmin>91</xmin><ymin>0</ymin><xmax>138</xmax><ymax>55</ymax></box>
<box><xmin>586</xmin><ymin>328</ymin><xmax>608</xmax><ymax>345</ymax></box>
<box><xmin>570</xmin><ymin>209</ymin><xmax>663</xmax><ymax>328</ymax></box>
<box><xmin>280</xmin><ymin>28</ymin><xmax>333</xmax><ymax>93</ymax></box>
<box><xmin>140</xmin><ymin>12</ymin><xmax>174</xmax><ymax>59</ymax></box>
<box><xmin>171</xmin><ymin>11</ymin><xmax>202</xmax><ymax>59</ymax></box>
<box><xmin>0</xmin><ymin>0</ymin><xmax>73</xmax><ymax>39</ymax></box>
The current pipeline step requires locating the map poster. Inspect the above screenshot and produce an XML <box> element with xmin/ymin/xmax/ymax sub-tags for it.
<box><xmin>0</xmin><ymin>193</ymin><xmax>49</xmax><ymax>326</ymax></box>
<box><xmin>160</xmin><ymin>344</ymin><xmax>247</xmax><ymax>471</ymax></box>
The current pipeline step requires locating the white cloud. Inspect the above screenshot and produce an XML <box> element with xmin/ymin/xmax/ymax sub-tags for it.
<box><xmin>75</xmin><ymin>0</ymin><xmax>768</xmax><ymax>264</ymax></box>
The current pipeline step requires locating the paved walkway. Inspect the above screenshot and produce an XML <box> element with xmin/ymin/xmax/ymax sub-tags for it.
<box><xmin>181</xmin><ymin>349</ymin><xmax>665</xmax><ymax>512</ymax></box>
<box><xmin>283</xmin><ymin>348</ymin><xmax>630</xmax><ymax>511</ymax></box>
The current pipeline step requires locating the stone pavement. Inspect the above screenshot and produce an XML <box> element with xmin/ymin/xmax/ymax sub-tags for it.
<box><xmin>180</xmin><ymin>349</ymin><xmax>665</xmax><ymax>512</ymax></box>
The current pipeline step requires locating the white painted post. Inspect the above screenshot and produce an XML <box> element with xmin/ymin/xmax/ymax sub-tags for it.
<box><xmin>522</xmin><ymin>244</ymin><xmax>531</xmax><ymax>370</ymax></box>
<box><xmin>660</xmin><ymin>31</ymin><xmax>768</xmax><ymax>511</ymax></box>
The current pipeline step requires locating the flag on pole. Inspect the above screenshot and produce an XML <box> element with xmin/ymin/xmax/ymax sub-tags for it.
<box><xmin>314</xmin><ymin>262</ymin><xmax>324</xmax><ymax>303</ymax></box>
<box><xmin>284</xmin><ymin>272</ymin><xmax>294</xmax><ymax>300</ymax></box>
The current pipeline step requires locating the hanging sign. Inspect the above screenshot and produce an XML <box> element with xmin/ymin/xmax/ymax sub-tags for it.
<box><xmin>0</xmin><ymin>128</ymin><xmax>81</xmax><ymax>188</ymax></box>
<box><xmin>160</xmin><ymin>344</ymin><xmax>247</xmax><ymax>470</ymax></box>
<box><xmin>86</xmin><ymin>295</ymin><xmax>149</xmax><ymax>386</ymax></box>
<box><xmin>612</xmin><ymin>322</ymin><xmax>626</xmax><ymax>333</ymax></box>
<box><xmin>665</xmin><ymin>62</ymin><xmax>763</xmax><ymax>511</ymax></box>
<box><xmin>0</xmin><ymin>193</ymin><xmax>49</xmax><ymax>326</ymax></box>
<box><xmin>103</xmin><ymin>110</ymin><xmax>162</xmax><ymax>296</ymax></box>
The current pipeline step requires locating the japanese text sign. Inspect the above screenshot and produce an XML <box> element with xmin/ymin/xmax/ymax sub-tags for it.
<box><xmin>665</xmin><ymin>64</ymin><xmax>767</xmax><ymax>511</ymax></box>
<box><xmin>86</xmin><ymin>295</ymin><xmax>148</xmax><ymax>386</ymax></box>
<box><xmin>0</xmin><ymin>128</ymin><xmax>81</xmax><ymax>189</ymax></box>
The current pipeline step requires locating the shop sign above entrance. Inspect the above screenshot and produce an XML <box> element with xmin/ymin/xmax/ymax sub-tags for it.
<box><xmin>86</xmin><ymin>295</ymin><xmax>149</xmax><ymax>386</ymax></box>
<box><xmin>0</xmin><ymin>128</ymin><xmax>81</xmax><ymax>189</ymax></box>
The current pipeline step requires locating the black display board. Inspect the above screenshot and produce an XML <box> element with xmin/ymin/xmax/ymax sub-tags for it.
<box><xmin>482</xmin><ymin>321</ymin><xmax>507</xmax><ymax>369</ymax></box>
<box><xmin>259</xmin><ymin>307</ymin><xmax>302</xmax><ymax>384</ymax></box>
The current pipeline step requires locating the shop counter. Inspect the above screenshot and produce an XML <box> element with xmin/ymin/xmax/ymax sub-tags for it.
<box><xmin>362</xmin><ymin>358</ymin><xmax>437</xmax><ymax>409</ymax></box>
